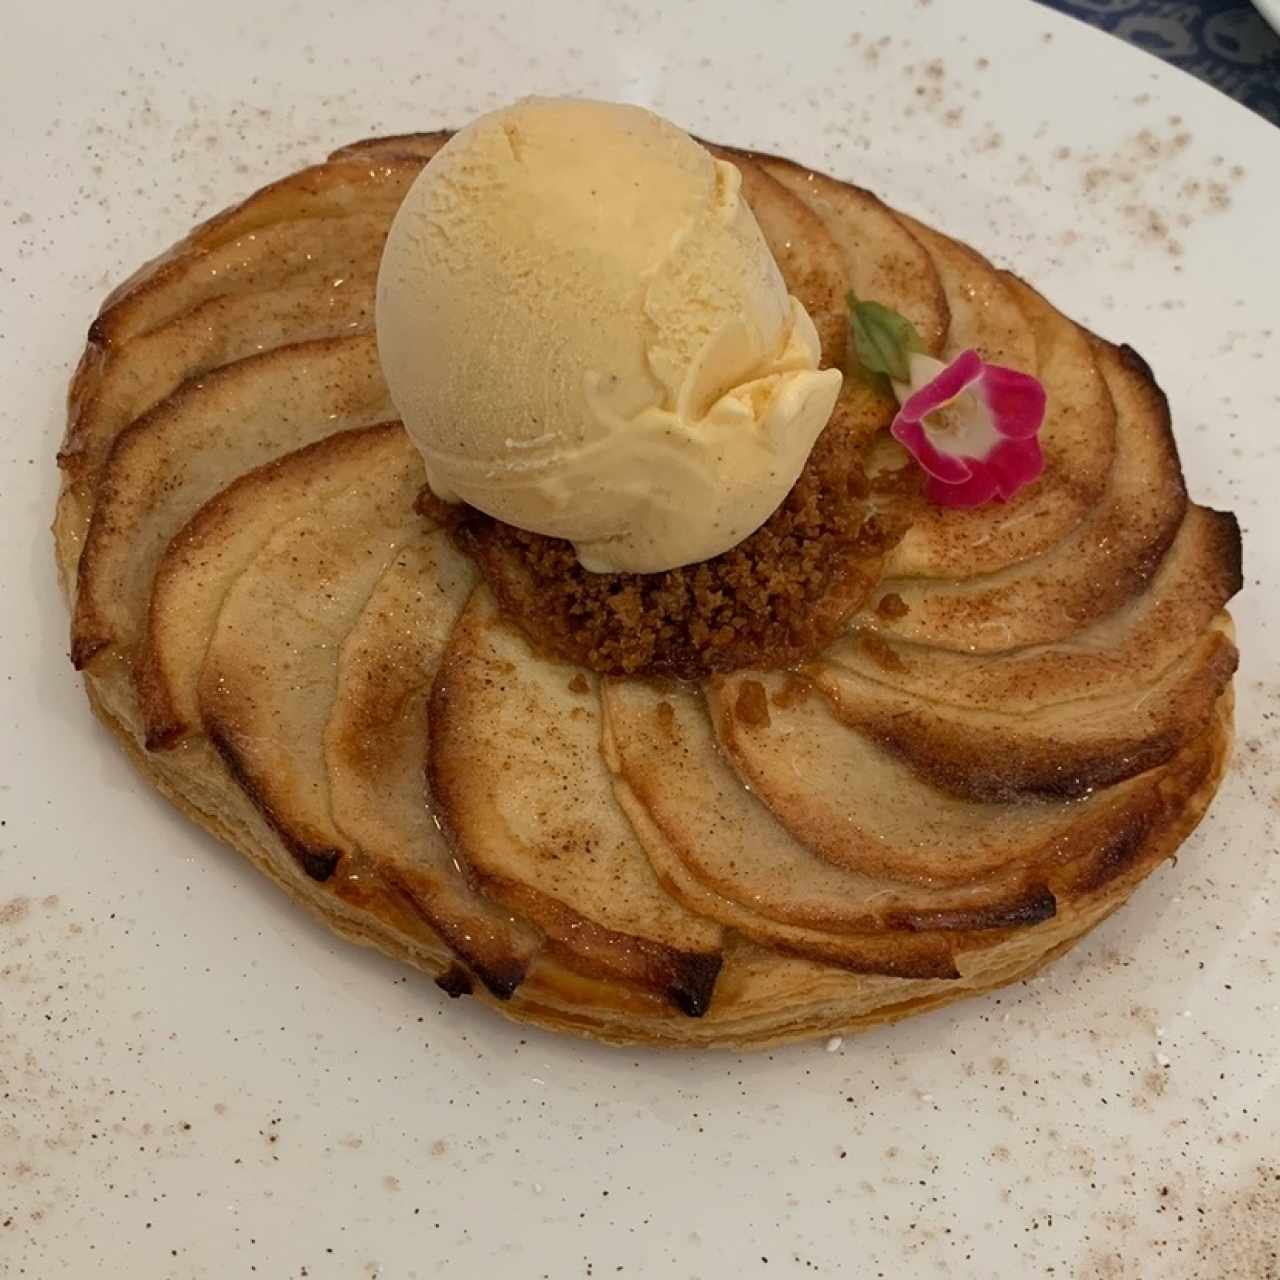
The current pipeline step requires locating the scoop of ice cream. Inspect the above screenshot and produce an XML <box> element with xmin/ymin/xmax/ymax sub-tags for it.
<box><xmin>376</xmin><ymin>97</ymin><xmax>842</xmax><ymax>573</ymax></box>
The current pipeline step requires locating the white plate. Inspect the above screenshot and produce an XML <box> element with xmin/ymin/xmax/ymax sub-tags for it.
<box><xmin>4</xmin><ymin>2</ymin><xmax>1278</xmax><ymax>1275</ymax></box>
<box><xmin>1255</xmin><ymin>0</ymin><xmax>1280</xmax><ymax>36</ymax></box>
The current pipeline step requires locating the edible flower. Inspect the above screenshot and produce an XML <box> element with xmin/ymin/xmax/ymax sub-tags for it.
<box><xmin>847</xmin><ymin>293</ymin><xmax>1047</xmax><ymax>507</ymax></box>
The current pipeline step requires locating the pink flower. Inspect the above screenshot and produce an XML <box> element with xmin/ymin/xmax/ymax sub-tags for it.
<box><xmin>890</xmin><ymin>349</ymin><xmax>1046</xmax><ymax>508</ymax></box>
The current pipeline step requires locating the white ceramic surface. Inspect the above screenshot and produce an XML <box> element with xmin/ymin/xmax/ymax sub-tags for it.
<box><xmin>1254</xmin><ymin>0</ymin><xmax>1280</xmax><ymax>36</ymax></box>
<box><xmin>3</xmin><ymin>2</ymin><xmax>1278</xmax><ymax>1276</ymax></box>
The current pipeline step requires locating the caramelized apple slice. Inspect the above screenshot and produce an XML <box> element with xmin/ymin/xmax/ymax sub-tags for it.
<box><xmin>58</xmin><ymin>275</ymin><xmax>377</xmax><ymax>590</ymax></box>
<box><xmin>815</xmin><ymin>620</ymin><xmax>1236</xmax><ymax>802</ymax></box>
<box><xmin>430</xmin><ymin>590</ymin><xmax>724</xmax><ymax>1014</ymax></box>
<box><xmin>759</xmin><ymin>154</ymin><xmax>949</xmax><ymax>354</ymax></box>
<box><xmin>863</xmin><ymin>342</ymin><xmax>1188</xmax><ymax>652</ymax></box>
<box><xmin>706</xmin><ymin>668</ymin><xmax>1203</xmax><ymax>887</ymax></box>
<box><xmin>138</xmin><ymin>423</ymin><xmax>402</xmax><ymax>749</ymax></box>
<box><xmin>326</xmin><ymin>534</ymin><xmax>543</xmax><ymax>997</ymax></box>
<box><xmin>57</xmin><ymin>156</ymin><xmax>428</xmax><ymax>586</ymax></box>
<box><xmin>72</xmin><ymin>334</ymin><xmax>390</xmax><ymax>672</ymax></box>
<box><xmin>816</xmin><ymin>508</ymin><xmax>1242</xmax><ymax>801</ymax></box>
<box><xmin>328</xmin><ymin>132</ymin><xmax>451</xmax><ymax>164</ymax></box>
<box><xmin>836</xmin><ymin>505</ymin><xmax>1241</xmax><ymax>708</ymax></box>
<box><xmin>198</xmin><ymin>427</ymin><xmax>424</xmax><ymax>878</ymax></box>
<box><xmin>89</xmin><ymin>159</ymin><xmax>422</xmax><ymax>346</ymax></box>
<box><xmin>603</xmin><ymin>678</ymin><xmax>1054</xmax><ymax>978</ymax></box>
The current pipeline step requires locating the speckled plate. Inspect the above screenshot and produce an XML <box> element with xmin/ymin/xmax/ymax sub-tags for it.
<box><xmin>4</xmin><ymin>1</ymin><xmax>1278</xmax><ymax>1276</ymax></box>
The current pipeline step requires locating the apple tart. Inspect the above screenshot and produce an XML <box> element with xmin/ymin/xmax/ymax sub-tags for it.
<box><xmin>54</xmin><ymin>131</ymin><xmax>1239</xmax><ymax>1047</ymax></box>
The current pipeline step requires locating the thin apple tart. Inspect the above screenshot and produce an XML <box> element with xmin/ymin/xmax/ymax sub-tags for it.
<box><xmin>54</xmin><ymin>128</ymin><xmax>1239</xmax><ymax>1047</ymax></box>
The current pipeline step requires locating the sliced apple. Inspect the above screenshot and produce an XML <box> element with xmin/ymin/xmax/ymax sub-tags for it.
<box><xmin>57</xmin><ymin>278</ymin><xmax>376</xmax><ymax>591</ymax></box>
<box><xmin>759</xmin><ymin>153</ymin><xmax>949</xmax><ymax>355</ymax></box>
<box><xmin>326</xmin><ymin>533</ymin><xmax>543</xmax><ymax>998</ymax></box>
<box><xmin>197</xmin><ymin>426</ymin><xmax>424</xmax><ymax>879</ymax></box>
<box><xmin>138</xmin><ymin>423</ymin><xmax>403</xmax><ymax>749</ymax></box>
<box><xmin>863</xmin><ymin>341</ymin><xmax>1188</xmax><ymax>653</ymax></box>
<box><xmin>72</xmin><ymin>334</ymin><xmax>390</xmax><ymax>672</ymax></box>
<box><xmin>603</xmin><ymin>677</ymin><xmax>1058</xmax><ymax>979</ymax></box>
<box><xmin>429</xmin><ymin>589</ymin><xmax>724</xmax><ymax>1015</ymax></box>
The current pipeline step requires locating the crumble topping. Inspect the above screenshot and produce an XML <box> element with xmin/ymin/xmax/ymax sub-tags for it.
<box><xmin>430</xmin><ymin>405</ymin><xmax>920</xmax><ymax>678</ymax></box>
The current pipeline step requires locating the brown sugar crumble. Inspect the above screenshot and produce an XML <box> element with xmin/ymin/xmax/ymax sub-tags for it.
<box><xmin>770</xmin><ymin>674</ymin><xmax>815</xmax><ymax>710</ymax></box>
<box><xmin>734</xmin><ymin>680</ymin><xmax>771</xmax><ymax>729</ymax></box>
<box><xmin>855</xmin><ymin>628</ymin><xmax>908</xmax><ymax>674</ymax></box>
<box><xmin>876</xmin><ymin>592</ymin><xmax>910</xmax><ymax>620</ymax></box>
<box><xmin>438</xmin><ymin>401</ymin><xmax>919</xmax><ymax>679</ymax></box>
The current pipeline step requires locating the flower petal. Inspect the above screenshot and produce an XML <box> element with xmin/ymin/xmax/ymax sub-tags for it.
<box><xmin>974</xmin><ymin>364</ymin><xmax>1047</xmax><ymax>440</ymax></box>
<box><xmin>923</xmin><ymin>386</ymin><xmax>1002</xmax><ymax>463</ymax></box>
<box><xmin>984</xmin><ymin>434</ymin><xmax>1045</xmax><ymax>498</ymax></box>
<box><xmin>928</xmin><ymin>436</ymin><xmax>1045</xmax><ymax>508</ymax></box>
<box><xmin>890</xmin><ymin>345</ymin><xmax>1047</xmax><ymax>509</ymax></box>
<box><xmin>924</xmin><ymin>467</ymin><xmax>999</xmax><ymax>508</ymax></box>
<box><xmin>899</xmin><ymin>348</ymin><xmax>984</xmax><ymax>422</ymax></box>
<box><xmin>891</xmin><ymin>415</ymin><xmax>973</xmax><ymax>484</ymax></box>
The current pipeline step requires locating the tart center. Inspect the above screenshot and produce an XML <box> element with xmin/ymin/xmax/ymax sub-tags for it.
<box><xmin>424</xmin><ymin>401</ymin><xmax>919</xmax><ymax>678</ymax></box>
<box><xmin>378</xmin><ymin>96</ymin><xmax>931</xmax><ymax>675</ymax></box>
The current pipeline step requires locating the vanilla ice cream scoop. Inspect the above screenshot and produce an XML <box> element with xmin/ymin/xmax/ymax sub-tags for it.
<box><xmin>376</xmin><ymin>97</ymin><xmax>842</xmax><ymax>573</ymax></box>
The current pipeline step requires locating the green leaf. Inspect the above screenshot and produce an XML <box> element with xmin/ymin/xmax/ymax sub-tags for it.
<box><xmin>846</xmin><ymin>291</ymin><xmax>926</xmax><ymax>384</ymax></box>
